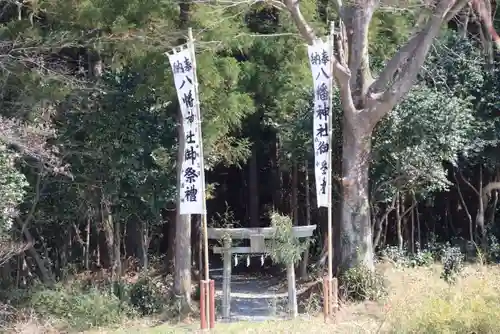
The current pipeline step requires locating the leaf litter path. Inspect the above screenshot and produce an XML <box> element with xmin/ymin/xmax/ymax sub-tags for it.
<box><xmin>210</xmin><ymin>268</ymin><xmax>289</xmax><ymax>322</ymax></box>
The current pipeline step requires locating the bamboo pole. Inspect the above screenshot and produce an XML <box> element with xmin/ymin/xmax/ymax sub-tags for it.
<box><xmin>326</xmin><ymin>20</ymin><xmax>335</xmax><ymax>315</ymax></box>
<box><xmin>187</xmin><ymin>27</ymin><xmax>211</xmax><ymax>329</ymax></box>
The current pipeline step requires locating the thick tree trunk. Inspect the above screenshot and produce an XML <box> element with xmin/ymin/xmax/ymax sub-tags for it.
<box><xmin>19</xmin><ymin>256</ymin><xmax>32</xmax><ymax>287</ymax></box>
<box><xmin>339</xmin><ymin>128</ymin><xmax>374</xmax><ymax>270</ymax></box>
<box><xmin>138</xmin><ymin>220</ymin><xmax>149</xmax><ymax>271</ymax></box>
<box><xmin>174</xmin><ymin>109</ymin><xmax>192</xmax><ymax>314</ymax></box>
<box><xmin>396</xmin><ymin>193</ymin><xmax>403</xmax><ymax>251</ymax></box>
<box><xmin>96</xmin><ymin>233</ymin><xmax>101</xmax><ymax>269</ymax></box>
<box><xmin>165</xmin><ymin>210</ymin><xmax>176</xmax><ymax>274</ymax></box>
<box><xmin>403</xmin><ymin>200</ymin><xmax>410</xmax><ymax>251</ymax></box>
<box><xmin>191</xmin><ymin>215</ymin><xmax>202</xmax><ymax>280</ymax></box>
<box><xmin>174</xmin><ymin>213</ymin><xmax>192</xmax><ymax>313</ymax></box>
<box><xmin>300</xmin><ymin>160</ymin><xmax>311</xmax><ymax>279</ymax></box>
<box><xmin>101</xmin><ymin>199</ymin><xmax>114</xmax><ymax>271</ymax></box>
<box><xmin>373</xmin><ymin>196</ymin><xmax>396</xmax><ymax>251</ymax></box>
<box><xmin>411</xmin><ymin>197</ymin><xmax>415</xmax><ymax>254</ymax></box>
<box><xmin>487</xmin><ymin>168</ymin><xmax>500</xmax><ymax>227</ymax></box>
<box><xmin>372</xmin><ymin>216</ymin><xmax>384</xmax><ymax>251</ymax></box>
<box><xmin>489</xmin><ymin>189</ymin><xmax>498</xmax><ymax>226</ymax></box>
<box><xmin>122</xmin><ymin>220</ymin><xmax>127</xmax><ymax>259</ymax></box>
<box><xmin>283</xmin><ymin>0</ymin><xmax>468</xmax><ymax>274</ymax></box>
<box><xmin>415</xmin><ymin>197</ymin><xmax>421</xmax><ymax>247</ymax></box>
<box><xmin>476</xmin><ymin>165</ymin><xmax>486</xmax><ymax>249</ymax></box>
<box><xmin>85</xmin><ymin>216</ymin><xmax>90</xmax><ymax>270</ymax></box>
<box><xmin>382</xmin><ymin>212</ymin><xmax>389</xmax><ymax>247</ymax></box>
<box><xmin>272</xmin><ymin>134</ymin><xmax>283</xmax><ymax>211</ymax></box>
<box><xmin>249</xmin><ymin>145</ymin><xmax>259</xmax><ymax>227</ymax></box>
<box><xmin>454</xmin><ymin>169</ymin><xmax>474</xmax><ymax>243</ymax></box>
<box><xmin>478</xmin><ymin>177</ymin><xmax>500</xmax><ymax>249</ymax></box>
<box><xmin>22</xmin><ymin>228</ymin><xmax>54</xmax><ymax>286</ymax></box>
<box><xmin>291</xmin><ymin>160</ymin><xmax>298</xmax><ymax>225</ymax></box>
<box><xmin>101</xmin><ymin>199</ymin><xmax>121</xmax><ymax>282</ymax></box>
<box><xmin>0</xmin><ymin>260</ymin><xmax>11</xmax><ymax>284</ymax></box>
<box><xmin>113</xmin><ymin>216</ymin><xmax>121</xmax><ymax>278</ymax></box>
<box><xmin>58</xmin><ymin>228</ymin><xmax>70</xmax><ymax>279</ymax></box>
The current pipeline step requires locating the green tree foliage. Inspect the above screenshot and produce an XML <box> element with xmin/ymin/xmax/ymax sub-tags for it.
<box><xmin>372</xmin><ymin>85</ymin><xmax>482</xmax><ymax>201</ymax></box>
<box><xmin>59</xmin><ymin>66</ymin><xmax>178</xmax><ymax>214</ymax></box>
<box><xmin>0</xmin><ymin>147</ymin><xmax>28</xmax><ymax>237</ymax></box>
<box><xmin>3</xmin><ymin>0</ymin><xmax>500</xmax><ymax>328</ymax></box>
<box><xmin>0</xmin><ymin>0</ymin><xmax>261</xmax><ymax>282</ymax></box>
<box><xmin>266</xmin><ymin>211</ymin><xmax>311</xmax><ymax>265</ymax></box>
<box><xmin>423</xmin><ymin>32</ymin><xmax>500</xmax><ymax>169</ymax></box>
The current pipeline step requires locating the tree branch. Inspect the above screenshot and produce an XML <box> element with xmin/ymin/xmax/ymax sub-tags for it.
<box><xmin>367</xmin><ymin>29</ymin><xmax>424</xmax><ymax>96</ymax></box>
<box><xmin>457</xmin><ymin>167</ymin><xmax>480</xmax><ymax>196</ymax></box>
<box><xmin>0</xmin><ymin>116</ymin><xmax>73</xmax><ymax>178</ymax></box>
<box><xmin>453</xmin><ymin>170</ymin><xmax>474</xmax><ymax>241</ymax></box>
<box><xmin>445</xmin><ymin>0</ymin><xmax>471</xmax><ymax>23</ymax></box>
<box><xmin>343</xmin><ymin>1</ymin><xmax>376</xmax><ymax>107</ymax></box>
<box><xmin>334</xmin><ymin>24</ymin><xmax>357</xmax><ymax>122</ymax></box>
<box><xmin>368</xmin><ymin>0</ymin><xmax>469</xmax><ymax>120</ymax></box>
<box><xmin>280</xmin><ymin>0</ymin><xmax>350</xmax><ymax>82</ymax></box>
<box><xmin>482</xmin><ymin>181</ymin><xmax>500</xmax><ymax>207</ymax></box>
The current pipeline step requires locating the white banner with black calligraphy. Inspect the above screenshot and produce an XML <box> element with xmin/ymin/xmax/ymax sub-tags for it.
<box><xmin>308</xmin><ymin>39</ymin><xmax>332</xmax><ymax>208</ymax></box>
<box><xmin>168</xmin><ymin>46</ymin><xmax>205</xmax><ymax>214</ymax></box>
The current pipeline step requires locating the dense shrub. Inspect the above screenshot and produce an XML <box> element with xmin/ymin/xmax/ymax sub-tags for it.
<box><xmin>440</xmin><ymin>246</ymin><xmax>464</xmax><ymax>284</ymax></box>
<box><xmin>129</xmin><ymin>276</ymin><xmax>165</xmax><ymax>316</ymax></box>
<box><xmin>339</xmin><ymin>265</ymin><xmax>387</xmax><ymax>301</ymax></box>
<box><xmin>380</xmin><ymin>245</ymin><xmax>433</xmax><ymax>268</ymax></box>
<box><xmin>410</xmin><ymin>246</ymin><xmax>434</xmax><ymax>267</ymax></box>
<box><xmin>29</xmin><ymin>285</ymin><xmax>133</xmax><ymax>330</ymax></box>
<box><xmin>487</xmin><ymin>235</ymin><xmax>500</xmax><ymax>263</ymax></box>
<box><xmin>380</xmin><ymin>242</ymin><xmax>466</xmax><ymax>284</ymax></box>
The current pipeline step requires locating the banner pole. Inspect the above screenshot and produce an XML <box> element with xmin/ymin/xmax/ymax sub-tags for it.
<box><xmin>327</xmin><ymin>21</ymin><xmax>335</xmax><ymax>315</ymax></box>
<box><xmin>188</xmin><ymin>27</ymin><xmax>211</xmax><ymax>328</ymax></box>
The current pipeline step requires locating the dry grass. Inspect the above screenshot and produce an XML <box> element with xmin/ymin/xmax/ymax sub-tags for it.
<box><xmin>14</xmin><ymin>263</ymin><xmax>500</xmax><ymax>333</ymax></box>
<box><xmin>383</xmin><ymin>264</ymin><xmax>500</xmax><ymax>333</ymax></box>
<box><xmin>0</xmin><ymin>306</ymin><xmax>60</xmax><ymax>334</ymax></box>
<box><xmin>145</xmin><ymin>264</ymin><xmax>500</xmax><ymax>333</ymax></box>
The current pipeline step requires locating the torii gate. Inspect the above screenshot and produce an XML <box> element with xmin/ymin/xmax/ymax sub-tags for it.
<box><xmin>207</xmin><ymin>225</ymin><xmax>317</xmax><ymax>321</ymax></box>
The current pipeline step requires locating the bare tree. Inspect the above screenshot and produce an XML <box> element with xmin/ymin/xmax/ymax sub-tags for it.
<box><xmin>279</xmin><ymin>0</ymin><xmax>493</xmax><ymax>271</ymax></box>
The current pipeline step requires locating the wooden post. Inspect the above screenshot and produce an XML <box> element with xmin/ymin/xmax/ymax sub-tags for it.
<box><xmin>209</xmin><ymin>280</ymin><xmax>215</xmax><ymax>328</ymax></box>
<box><xmin>325</xmin><ymin>20</ymin><xmax>335</xmax><ymax>320</ymax></box>
<box><xmin>200</xmin><ymin>281</ymin><xmax>207</xmax><ymax>330</ymax></box>
<box><xmin>331</xmin><ymin>277</ymin><xmax>338</xmax><ymax>313</ymax></box>
<box><xmin>327</xmin><ymin>21</ymin><xmax>335</xmax><ymax>288</ymax></box>
<box><xmin>188</xmin><ymin>26</ymin><xmax>211</xmax><ymax>329</ymax></box>
<box><xmin>286</xmin><ymin>261</ymin><xmax>298</xmax><ymax>318</ymax></box>
<box><xmin>222</xmin><ymin>237</ymin><xmax>232</xmax><ymax>321</ymax></box>
<box><xmin>323</xmin><ymin>276</ymin><xmax>329</xmax><ymax>322</ymax></box>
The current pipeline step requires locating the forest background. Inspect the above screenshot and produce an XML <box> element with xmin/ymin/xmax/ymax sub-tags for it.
<box><xmin>1</xmin><ymin>0</ymin><xmax>500</xmax><ymax>332</ymax></box>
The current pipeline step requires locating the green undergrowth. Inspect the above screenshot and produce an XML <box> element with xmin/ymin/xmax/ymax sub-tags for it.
<box><xmin>1</xmin><ymin>273</ymin><xmax>175</xmax><ymax>331</ymax></box>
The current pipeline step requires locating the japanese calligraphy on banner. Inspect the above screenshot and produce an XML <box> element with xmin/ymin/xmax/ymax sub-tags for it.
<box><xmin>308</xmin><ymin>39</ymin><xmax>332</xmax><ymax>208</ymax></box>
<box><xmin>168</xmin><ymin>46</ymin><xmax>205</xmax><ymax>215</ymax></box>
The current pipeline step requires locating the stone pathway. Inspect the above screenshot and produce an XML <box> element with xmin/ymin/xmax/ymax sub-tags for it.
<box><xmin>210</xmin><ymin>268</ymin><xmax>288</xmax><ymax>322</ymax></box>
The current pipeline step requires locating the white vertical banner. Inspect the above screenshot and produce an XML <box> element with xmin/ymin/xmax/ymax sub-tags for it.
<box><xmin>168</xmin><ymin>46</ymin><xmax>205</xmax><ymax>214</ymax></box>
<box><xmin>308</xmin><ymin>39</ymin><xmax>332</xmax><ymax>208</ymax></box>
